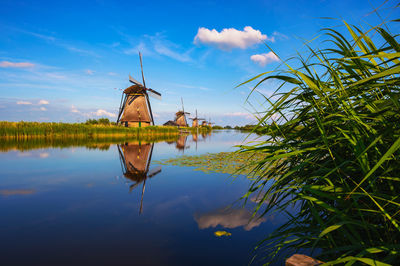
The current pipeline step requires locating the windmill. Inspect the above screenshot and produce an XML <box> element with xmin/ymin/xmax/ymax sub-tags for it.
<box><xmin>117</xmin><ymin>142</ymin><xmax>161</xmax><ymax>214</ymax></box>
<box><xmin>208</xmin><ymin>117</ymin><xmax>215</xmax><ymax>127</ymax></box>
<box><xmin>189</xmin><ymin>109</ymin><xmax>205</xmax><ymax>128</ymax></box>
<box><xmin>174</xmin><ymin>97</ymin><xmax>190</xmax><ymax>127</ymax></box>
<box><xmin>116</xmin><ymin>52</ymin><xmax>161</xmax><ymax>127</ymax></box>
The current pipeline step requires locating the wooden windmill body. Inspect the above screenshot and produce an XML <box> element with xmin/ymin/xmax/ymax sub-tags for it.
<box><xmin>208</xmin><ymin>118</ymin><xmax>215</xmax><ymax>127</ymax></box>
<box><xmin>190</xmin><ymin>109</ymin><xmax>205</xmax><ymax>128</ymax></box>
<box><xmin>174</xmin><ymin>98</ymin><xmax>190</xmax><ymax>127</ymax></box>
<box><xmin>116</xmin><ymin>52</ymin><xmax>161</xmax><ymax>127</ymax></box>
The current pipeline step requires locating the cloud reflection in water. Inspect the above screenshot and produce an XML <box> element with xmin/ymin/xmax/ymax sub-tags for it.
<box><xmin>194</xmin><ymin>208</ymin><xmax>266</xmax><ymax>231</ymax></box>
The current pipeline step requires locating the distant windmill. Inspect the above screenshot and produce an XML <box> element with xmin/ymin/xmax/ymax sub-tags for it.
<box><xmin>208</xmin><ymin>117</ymin><xmax>215</xmax><ymax>127</ymax></box>
<box><xmin>174</xmin><ymin>97</ymin><xmax>190</xmax><ymax>127</ymax></box>
<box><xmin>117</xmin><ymin>142</ymin><xmax>161</xmax><ymax>214</ymax></box>
<box><xmin>116</xmin><ymin>52</ymin><xmax>162</xmax><ymax>127</ymax></box>
<box><xmin>189</xmin><ymin>109</ymin><xmax>205</xmax><ymax>128</ymax></box>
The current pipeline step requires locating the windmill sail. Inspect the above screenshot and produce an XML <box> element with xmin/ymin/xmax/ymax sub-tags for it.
<box><xmin>147</xmin><ymin>89</ymin><xmax>162</xmax><ymax>100</ymax></box>
<box><xmin>117</xmin><ymin>52</ymin><xmax>161</xmax><ymax>127</ymax></box>
<box><xmin>129</xmin><ymin>75</ymin><xmax>143</xmax><ymax>87</ymax></box>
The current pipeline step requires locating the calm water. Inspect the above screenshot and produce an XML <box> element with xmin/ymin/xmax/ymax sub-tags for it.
<box><xmin>0</xmin><ymin>130</ymin><xmax>287</xmax><ymax>265</ymax></box>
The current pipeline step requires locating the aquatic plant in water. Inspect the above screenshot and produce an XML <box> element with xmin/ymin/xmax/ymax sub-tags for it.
<box><xmin>239</xmin><ymin>19</ymin><xmax>400</xmax><ymax>265</ymax></box>
<box><xmin>156</xmin><ymin>152</ymin><xmax>267</xmax><ymax>177</ymax></box>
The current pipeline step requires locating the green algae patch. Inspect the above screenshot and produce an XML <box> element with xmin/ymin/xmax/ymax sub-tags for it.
<box><xmin>156</xmin><ymin>152</ymin><xmax>266</xmax><ymax>177</ymax></box>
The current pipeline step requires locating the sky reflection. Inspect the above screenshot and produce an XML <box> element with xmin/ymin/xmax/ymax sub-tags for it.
<box><xmin>0</xmin><ymin>131</ymin><xmax>286</xmax><ymax>265</ymax></box>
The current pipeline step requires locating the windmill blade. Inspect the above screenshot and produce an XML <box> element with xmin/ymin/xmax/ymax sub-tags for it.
<box><xmin>184</xmin><ymin>112</ymin><xmax>190</xmax><ymax>115</ymax></box>
<box><xmin>147</xmin><ymin>88</ymin><xmax>161</xmax><ymax>97</ymax></box>
<box><xmin>147</xmin><ymin>90</ymin><xmax>162</xmax><ymax>100</ymax></box>
<box><xmin>139</xmin><ymin>52</ymin><xmax>146</xmax><ymax>88</ymax></box>
<box><xmin>198</xmin><ymin>118</ymin><xmax>206</xmax><ymax>120</ymax></box>
<box><xmin>129</xmin><ymin>75</ymin><xmax>143</xmax><ymax>87</ymax></box>
<box><xmin>147</xmin><ymin>88</ymin><xmax>162</xmax><ymax>100</ymax></box>
<box><xmin>148</xmin><ymin>166</ymin><xmax>162</xmax><ymax>178</ymax></box>
<box><xmin>181</xmin><ymin>97</ymin><xmax>184</xmax><ymax>113</ymax></box>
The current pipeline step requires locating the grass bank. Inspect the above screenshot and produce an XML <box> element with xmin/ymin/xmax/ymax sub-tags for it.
<box><xmin>0</xmin><ymin>121</ymin><xmax>182</xmax><ymax>138</ymax></box>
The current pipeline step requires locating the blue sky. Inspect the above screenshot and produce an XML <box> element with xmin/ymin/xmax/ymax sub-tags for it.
<box><xmin>0</xmin><ymin>0</ymin><xmax>398</xmax><ymax>125</ymax></box>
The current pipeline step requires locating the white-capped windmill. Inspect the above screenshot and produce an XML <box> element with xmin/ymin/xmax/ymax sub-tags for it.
<box><xmin>174</xmin><ymin>97</ymin><xmax>190</xmax><ymax>127</ymax></box>
<box><xmin>189</xmin><ymin>109</ymin><xmax>205</xmax><ymax>128</ymax></box>
<box><xmin>116</xmin><ymin>52</ymin><xmax>161</xmax><ymax>127</ymax></box>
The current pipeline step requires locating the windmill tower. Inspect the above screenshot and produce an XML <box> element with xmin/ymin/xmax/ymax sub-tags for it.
<box><xmin>174</xmin><ymin>98</ymin><xmax>190</xmax><ymax>127</ymax></box>
<box><xmin>117</xmin><ymin>142</ymin><xmax>161</xmax><ymax>214</ymax></box>
<box><xmin>116</xmin><ymin>52</ymin><xmax>161</xmax><ymax>127</ymax></box>
<box><xmin>189</xmin><ymin>109</ymin><xmax>205</xmax><ymax>128</ymax></box>
<box><xmin>208</xmin><ymin>118</ymin><xmax>215</xmax><ymax>127</ymax></box>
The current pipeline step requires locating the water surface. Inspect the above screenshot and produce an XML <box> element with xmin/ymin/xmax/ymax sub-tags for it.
<box><xmin>0</xmin><ymin>130</ymin><xmax>286</xmax><ymax>265</ymax></box>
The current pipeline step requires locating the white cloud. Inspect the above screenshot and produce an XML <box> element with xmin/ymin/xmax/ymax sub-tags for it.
<box><xmin>122</xmin><ymin>32</ymin><xmax>192</xmax><ymax>62</ymax></box>
<box><xmin>69</xmin><ymin>105</ymin><xmax>116</xmax><ymax>118</ymax></box>
<box><xmin>85</xmin><ymin>69</ymin><xmax>95</xmax><ymax>75</ymax></box>
<box><xmin>108</xmin><ymin>72</ymin><xmax>118</xmax><ymax>76</ymax></box>
<box><xmin>273</xmin><ymin>31</ymin><xmax>289</xmax><ymax>40</ymax></box>
<box><xmin>38</xmin><ymin>99</ymin><xmax>49</xmax><ymax>105</ymax></box>
<box><xmin>224</xmin><ymin>112</ymin><xmax>252</xmax><ymax>118</ymax></box>
<box><xmin>194</xmin><ymin>26</ymin><xmax>273</xmax><ymax>50</ymax></box>
<box><xmin>40</xmin><ymin>107</ymin><xmax>47</xmax><ymax>111</ymax></box>
<box><xmin>250</xmin><ymin>52</ymin><xmax>279</xmax><ymax>66</ymax></box>
<box><xmin>93</xmin><ymin>109</ymin><xmax>116</xmax><ymax>118</ymax></box>
<box><xmin>173</xmin><ymin>83</ymin><xmax>211</xmax><ymax>91</ymax></box>
<box><xmin>16</xmin><ymin>101</ymin><xmax>32</xmax><ymax>105</ymax></box>
<box><xmin>153</xmin><ymin>42</ymin><xmax>192</xmax><ymax>62</ymax></box>
<box><xmin>0</xmin><ymin>61</ymin><xmax>35</xmax><ymax>68</ymax></box>
<box><xmin>71</xmin><ymin>105</ymin><xmax>79</xmax><ymax>113</ymax></box>
<box><xmin>14</xmin><ymin>28</ymin><xmax>99</xmax><ymax>57</ymax></box>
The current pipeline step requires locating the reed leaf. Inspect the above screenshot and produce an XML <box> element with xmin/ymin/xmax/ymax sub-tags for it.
<box><xmin>239</xmin><ymin>19</ymin><xmax>400</xmax><ymax>265</ymax></box>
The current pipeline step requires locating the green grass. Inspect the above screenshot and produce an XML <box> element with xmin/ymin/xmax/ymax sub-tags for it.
<box><xmin>238</xmin><ymin>19</ymin><xmax>400</xmax><ymax>265</ymax></box>
<box><xmin>0</xmin><ymin>121</ymin><xmax>180</xmax><ymax>137</ymax></box>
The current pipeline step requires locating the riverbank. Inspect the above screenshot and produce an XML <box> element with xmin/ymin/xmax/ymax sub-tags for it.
<box><xmin>0</xmin><ymin>121</ymin><xmax>211</xmax><ymax>138</ymax></box>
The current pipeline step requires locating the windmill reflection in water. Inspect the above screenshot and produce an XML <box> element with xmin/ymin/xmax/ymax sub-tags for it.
<box><xmin>117</xmin><ymin>142</ymin><xmax>161</xmax><ymax>214</ymax></box>
<box><xmin>176</xmin><ymin>134</ymin><xmax>190</xmax><ymax>152</ymax></box>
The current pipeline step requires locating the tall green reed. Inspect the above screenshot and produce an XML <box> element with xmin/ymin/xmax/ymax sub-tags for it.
<box><xmin>239</xmin><ymin>20</ymin><xmax>400</xmax><ymax>265</ymax></box>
